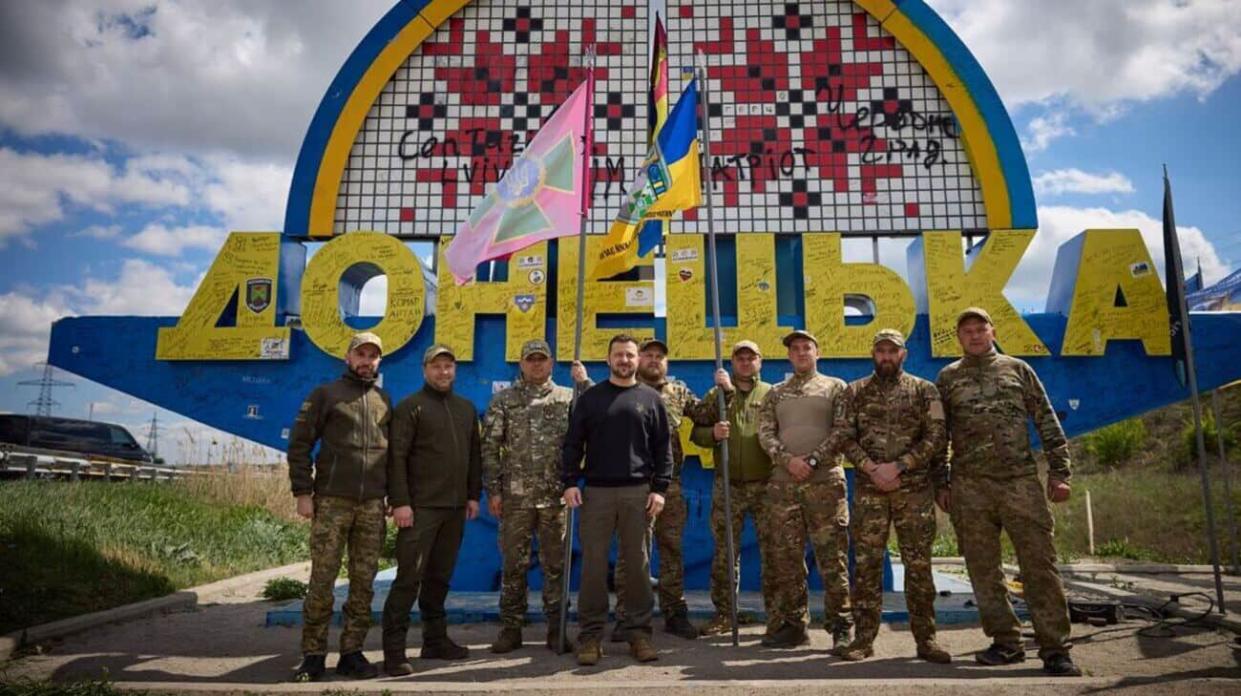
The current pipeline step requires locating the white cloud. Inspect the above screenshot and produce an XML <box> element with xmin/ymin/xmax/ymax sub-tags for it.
<box><xmin>201</xmin><ymin>156</ymin><xmax>292</xmax><ymax>230</ymax></box>
<box><xmin>928</xmin><ymin>0</ymin><xmax>1241</xmax><ymax>114</ymax></box>
<box><xmin>72</xmin><ymin>224</ymin><xmax>123</xmax><ymax>239</ymax></box>
<box><xmin>1003</xmin><ymin>205</ymin><xmax>1229</xmax><ymax>311</ymax></box>
<box><xmin>1033</xmin><ymin>169</ymin><xmax>1135</xmax><ymax>197</ymax></box>
<box><xmin>0</xmin><ymin>0</ymin><xmax>392</xmax><ymax>159</ymax></box>
<box><xmin>1021</xmin><ymin>112</ymin><xmax>1076</xmax><ymax>153</ymax></box>
<box><xmin>70</xmin><ymin>258</ymin><xmax>200</xmax><ymax>315</ymax></box>
<box><xmin>0</xmin><ymin>292</ymin><xmax>74</xmax><ymax>376</ymax></box>
<box><xmin>122</xmin><ymin>223</ymin><xmax>226</xmax><ymax>256</ymax></box>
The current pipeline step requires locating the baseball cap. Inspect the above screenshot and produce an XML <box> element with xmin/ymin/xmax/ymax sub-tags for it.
<box><xmin>639</xmin><ymin>338</ymin><xmax>669</xmax><ymax>354</ymax></box>
<box><xmin>423</xmin><ymin>344</ymin><xmax>456</xmax><ymax>364</ymax></box>
<box><xmin>956</xmin><ymin>306</ymin><xmax>993</xmax><ymax>327</ymax></box>
<box><xmin>732</xmin><ymin>339</ymin><xmax>761</xmax><ymax>356</ymax></box>
<box><xmin>347</xmin><ymin>332</ymin><xmax>383</xmax><ymax>356</ymax></box>
<box><xmin>520</xmin><ymin>339</ymin><xmax>552</xmax><ymax>359</ymax></box>
<box><xmin>872</xmin><ymin>328</ymin><xmax>905</xmax><ymax>348</ymax></box>
<box><xmin>782</xmin><ymin>329</ymin><xmax>818</xmax><ymax>347</ymax></box>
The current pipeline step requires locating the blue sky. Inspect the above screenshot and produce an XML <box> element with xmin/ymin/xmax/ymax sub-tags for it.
<box><xmin>0</xmin><ymin>0</ymin><xmax>1238</xmax><ymax>463</ymax></box>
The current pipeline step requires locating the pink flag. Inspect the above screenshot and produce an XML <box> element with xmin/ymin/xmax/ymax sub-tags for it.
<box><xmin>445</xmin><ymin>77</ymin><xmax>593</xmax><ymax>284</ymax></box>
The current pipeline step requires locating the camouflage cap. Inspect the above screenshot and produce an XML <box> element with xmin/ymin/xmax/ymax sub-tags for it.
<box><xmin>872</xmin><ymin>328</ymin><xmax>905</xmax><ymax>348</ymax></box>
<box><xmin>423</xmin><ymin>344</ymin><xmax>456</xmax><ymax>364</ymax></box>
<box><xmin>639</xmin><ymin>338</ymin><xmax>669</xmax><ymax>354</ymax></box>
<box><xmin>347</xmin><ymin>331</ymin><xmax>383</xmax><ymax>356</ymax></box>
<box><xmin>956</xmin><ymin>306</ymin><xmax>994</xmax><ymax>327</ymax></box>
<box><xmin>732</xmin><ymin>339</ymin><xmax>762</xmax><ymax>356</ymax></box>
<box><xmin>782</xmin><ymin>329</ymin><xmax>818</xmax><ymax>347</ymax></box>
<box><xmin>520</xmin><ymin>339</ymin><xmax>552</xmax><ymax>359</ymax></box>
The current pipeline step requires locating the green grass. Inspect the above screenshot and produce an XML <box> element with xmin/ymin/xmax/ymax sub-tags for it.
<box><xmin>0</xmin><ymin>479</ymin><xmax>308</xmax><ymax>634</ymax></box>
<box><xmin>262</xmin><ymin>576</ymin><xmax>309</xmax><ymax>601</ymax></box>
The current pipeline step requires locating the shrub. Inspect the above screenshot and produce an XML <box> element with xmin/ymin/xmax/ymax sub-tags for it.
<box><xmin>1178</xmin><ymin>411</ymin><xmax>1237</xmax><ymax>468</ymax></box>
<box><xmin>1083</xmin><ymin>418</ymin><xmax>1147</xmax><ymax>469</ymax></box>
<box><xmin>262</xmin><ymin>576</ymin><xmax>308</xmax><ymax>601</ymax></box>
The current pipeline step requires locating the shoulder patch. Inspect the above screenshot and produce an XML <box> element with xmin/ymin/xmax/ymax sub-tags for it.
<box><xmin>929</xmin><ymin>401</ymin><xmax>945</xmax><ymax>420</ymax></box>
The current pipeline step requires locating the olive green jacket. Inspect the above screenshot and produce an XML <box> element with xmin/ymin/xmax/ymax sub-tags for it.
<box><xmin>388</xmin><ymin>384</ymin><xmax>482</xmax><ymax>509</ymax></box>
<box><xmin>287</xmin><ymin>371</ymin><xmax>392</xmax><ymax>501</ymax></box>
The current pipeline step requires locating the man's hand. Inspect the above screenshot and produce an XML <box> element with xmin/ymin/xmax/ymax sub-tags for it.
<box><xmin>564</xmin><ymin>487</ymin><xmax>583</xmax><ymax>508</ymax></box>
<box><xmin>935</xmin><ymin>488</ymin><xmax>951</xmax><ymax>513</ymax></box>
<box><xmin>571</xmin><ymin>361</ymin><xmax>589</xmax><ymax>385</ymax></box>
<box><xmin>870</xmin><ymin>462</ymin><xmax>902</xmax><ymax>491</ymax></box>
<box><xmin>646</xmin><ymin>492</ymin><xmax>666</xmax><ymax>519</ymax></box>
<box><xmin>714</xmin><ymin>368</ymin><xmax>734</xmax><ymax>393</ymax></box>
<box><xmin>392</xmin><ymin>505</ymin><xmax>414</xmax><ymax>528</ymax></box>
<box><xmin>787</xmin><ymin>456</ymin><xmax>813</xmax><ymax>482</ymax></box>
<box><xmin>296</xmin><ymin>495</ymin><xmax>314</xmax><ymax>520</ymax></box>
<box><xmin>1047</xmin><ymin>479</ymin><xmax>1071</xmax><ymax>503</ymax></box>
<box><xmin>713</xmin><ymin>421</ymin><xmax>731</xmax><ymax>441</ymax></box>
<box><xmin>488</xmin><ymin>494</ymin><xmax>503</xmax><ymax>519</ymax></box>
<box><xmin>466</xmin><ymin>500</ymin><xmax>480</xmax><ymax>520</ymax></box>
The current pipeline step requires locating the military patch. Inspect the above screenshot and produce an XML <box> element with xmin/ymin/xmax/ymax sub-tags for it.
<box><xmin>528</xmin><ymin>269</ymin><xmax>546</xmax><ymax>284</ymax></box>
<box><xmin>245</xmin><ymin>277</ymin><xmax>272</xmax><ymax>313</ymax></box>
<box><xmin>929</xmin><ymin>401</ymin><xmax>945</xmax><ymax>420</ymax></box>
<box><xmin>514</xmin><ymin>294</ymin><xmax>536</xmax><ymax>312</ymax></box>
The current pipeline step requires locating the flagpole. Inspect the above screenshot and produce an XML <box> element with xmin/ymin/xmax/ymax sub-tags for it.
<box><xmin>559</xmin><ymin>48</ymin><xmax>595</xmax><ymax>654</ymax></box>
<box><xmin>697</xmin><ymin>51</ymin><xmax>740</xmax><ymax>646</ymax></box>
<box><xmin>1165</xmin><ymin>165</ymin><xmax>1227</xmax><ymax>612</ymax></box>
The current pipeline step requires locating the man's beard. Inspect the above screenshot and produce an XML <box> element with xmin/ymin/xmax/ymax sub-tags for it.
<box><xmin>638</xmin><ymin>363</ymin><xmax>665</xmax><ymax>383</ymax></box>
<box><xmin>610</xmin><ymin>363</ymin><xmax>636</xmax><ymax>379</ymax></box>
<box><xmin>874</xmin><ymin>361</ymin><xmax>901</xmax><ymax>378</ymax></box>
<box><xmin>349</xmin><ymin>364</ymin><xmax>376</xmax><ymax>380</ymax></box>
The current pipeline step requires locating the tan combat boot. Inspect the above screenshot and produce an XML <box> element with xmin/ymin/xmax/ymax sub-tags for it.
<box><xmin>576</xmin><ymin>637</ymin><xmax>602</xmax><ymax>666</ymax></box>
<box><xmin>917</xmin><ymin>639</ymin><xmax>952</xmax><ymax>664</ymax></box>
<box><xmin>629</xmin><ymin>634</ymin><xmax>659</xmax><ymax>662</ymax></box>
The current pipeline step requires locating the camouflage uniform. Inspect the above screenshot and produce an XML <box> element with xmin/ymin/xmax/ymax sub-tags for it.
<box><xmin>757</xmin><ymin>371</ymin><xmax>853</xmax><ymax>635</ymax></box>
<box><xmin>287</xmin><ymin>368</ymin><xmax>391</xmax><ymax>657</ymax></box>
<box><xmin>481</xmin><ymin>377</ymin><xmax>573</xmax><ymax>628</ymax></box>
<box><xmin>616</xmin><ymin>378</ymin><xmax>705</xmax><ymax>619</ymax></box>
<box><xmin>937</xmin><ymin>348</ymin><xmax>1073</xmax><ymax>659</ymax></box>
<box><xmin>834</xmin><ymin>370</ymin><xmax>947</xmax><ymax>649</ymax></box>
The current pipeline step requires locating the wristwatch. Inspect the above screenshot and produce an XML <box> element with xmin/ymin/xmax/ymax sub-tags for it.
<box><xmin>807</xmin><ymin>456</ymin><xmax>820</xmax><ymax>470</ymax></box>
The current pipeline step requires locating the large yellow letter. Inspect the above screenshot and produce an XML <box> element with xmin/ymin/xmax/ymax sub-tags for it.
<box><xmin>300</xmin><ymin>232</ymin><xmax>425</xmax><ymax>357</ymax></box>
<box><xmin>1048</xmin><ymin>229</ymin><xmax>1171</xmax><ymax>356</ymax></box>
<box><xmin>156</xmin><ymin>232</ymin><xmax>290</xmax><ymax>360</ymax></box>
<box><xmin>910</xmin><ymin>230</ymin><xmax>1048</xmax><ymax>357</ymax></box>
<box><xmin>558</xmin><ymin>237</ymin><xmax>655</xmax><ymax>360</ymax></box>
<box><xmin>665</xmin><ymin>234</ymin><xmax>790</xmax><ymax>359</ymax></box>
<box><xmin>803</xmin><ymin>233</ymin><xmax>915</xmax><ymax>357</ymax></box>
<box><xmin>434</xmin><ymin>239</ymin><xmax>548</xmax><ymax>361</ymax></box>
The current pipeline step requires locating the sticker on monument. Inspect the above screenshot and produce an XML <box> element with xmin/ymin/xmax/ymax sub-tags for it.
<box><xmin>528</xmin><ymin>269</ymin><xmax>546</xmax><ymax>285</ymax></box>
<box><xmin>670</xmin><ymin>249</ymin><xmax>699</xmax><ymax>263</ymax></box>
<box><xmin>626</xmin><ymin>287</ymin><xmax>653</xmax><ymax>307</ymax></box>
<box><xmin>678</xmin><ymin>268</ymin><xmax>694</xmax><ymax>282</ymax></box>
<box><xmin>516</xmin><ymin>254</ymin><xmax>544</xmax><ymax>269</ymax></box>
<box><xmin>245</xmin><ymin>277</ymin><xmax>272</xmax><ymax>313</ymax></box>
<box><xmin>1130</xmin><ymin>261</ymin><xmax>1152</xmax><ymax>278</ymax></box>
<box><xmin>492</xmin><ymin>380</ymin><xmax>511</xmax><ymax>394</ymax></box>
<box><xmin>260</xmin><ymin>338</ymin><xmax>289</xmax><ymax>359</ymax></box>
<box><xmin>514</xmin><ymin>294</ymin><xmax>536</xmax><ymax>313</ymax></box>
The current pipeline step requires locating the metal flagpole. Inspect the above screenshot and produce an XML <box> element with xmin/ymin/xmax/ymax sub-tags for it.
<box><xmin>1165</xmin><ymin>166</ymin><xmax>1227</xmax><ymax>612</ymax></box>
<box><xmin>697</xmin><ymin>51</ymin><xmax>740</xmax><ymax>646</ymax></box>
<box><xmin>559</xmin><ymin>48</ymin><xmax>596</xmax><ymax>653</ymax></box>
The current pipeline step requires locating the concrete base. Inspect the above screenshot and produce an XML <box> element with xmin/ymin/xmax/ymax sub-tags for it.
<box><xmin>265</xmin><ymin>563</ymin><xmax>1010</xmax><ymax>628</ymax></box>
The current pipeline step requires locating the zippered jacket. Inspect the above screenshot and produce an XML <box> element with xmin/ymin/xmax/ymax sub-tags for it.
<box><xmin>288</xmin><ymin>371</ymin><xmax>392</xmax><ymax>500</ymax></box>
<box><xmin>388</xmin><ymin>383</ymin><xmax>482</xmax><ymax>508</ymax></box>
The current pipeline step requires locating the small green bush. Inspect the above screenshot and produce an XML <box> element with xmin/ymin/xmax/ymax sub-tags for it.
<box><xmin>1178</xmin><ymin>411</ymin><xmax>1237</xmax><ymax>468</ymax></box>
<box><xmin>1095</xmin><ymin>537</ymin><xmax>1152</xmax><ymax>561</ymax></box>
<box><xmin>262</xmin><ymin>577</ymin><xmax>308</xmax><ymax>601</ymax></box>
<box><xmin>1083</xmin><ymin>418</ymin><xmax>1147</xmax><ymax>469</ymax></box>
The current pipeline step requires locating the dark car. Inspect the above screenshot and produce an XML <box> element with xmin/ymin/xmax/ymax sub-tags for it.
<box><xmin>0</xmin><ymin>415</ymin><xmax>154</xmax><ymax>463</ymax></box>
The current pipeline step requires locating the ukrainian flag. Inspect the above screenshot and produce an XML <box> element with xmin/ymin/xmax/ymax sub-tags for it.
<box><xmin>592</xmin><ymin>79</ymin><xmax>702</xmax><ymax>279</ymax></box>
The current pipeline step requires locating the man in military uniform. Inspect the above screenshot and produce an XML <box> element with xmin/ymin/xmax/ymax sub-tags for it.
<box><xmin>937</xmin><ymin>307</ymin><xmax>1081</xmax><ymax>677</ymax></box>
<box><xmin>833</xmin><ymin>328</ymin><xmax>950</xmax><ymax>663</ymax></box>
<box><xmin>613</xmin><ymin>338</ymin><xmax>705</xmax><ymax>640</ymax></box>
<box><xmin>757</xmin><ymin>330</ymin><xmax>853</xmax><ymax>649</ymax></box>
<box><xmin>382</xmin><ymin>344</ymin><xmax>482</xmax><ymax>676</ymax></box>
<box><xmin>689</xmin><ymin>340</ymin><xmax>777</xmax><ymax>636</ymax></box>
<box><xmin>481</xmin><ymin>340</ymin><xmax>588</xmax><ymax>654</ymax></box>
<box><xmin>287</xmin><ymin>332</ymin><xmax>391</xmax><ymax>682</ymax></box>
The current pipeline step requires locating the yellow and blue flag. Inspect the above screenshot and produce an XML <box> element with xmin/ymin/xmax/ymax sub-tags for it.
<box><xmin>592</xmin><ymin>78</ymin><xmax>702</xmax><ymax>279</ymax></box>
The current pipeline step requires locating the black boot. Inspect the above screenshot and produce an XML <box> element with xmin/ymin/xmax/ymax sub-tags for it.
<box><xmin>422</xmin><ymin>620</ymin><xmax>470</xmax><ymax>660</ymax></box>
<box><xmin>383</xmin><ymin>649</ymin><xmax>414</xmax><ymax>677</ymax></box>
<box><xmin>292</xmin><ymin>653</ymin><xmax>325</xmax><ymax>682</ymax></box>
<box><xmin>335</xmin><ymin>651</ymin><xmax>379</xmax><ymax>679</ymax></box>
<box><xmin>664</xmin><ymin>610</ymin><xmax>700</xmax><ymax>640</ymax></box>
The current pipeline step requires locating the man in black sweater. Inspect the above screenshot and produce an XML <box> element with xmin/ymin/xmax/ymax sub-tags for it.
<box><xmin>562</xmin><ymin>333</ymin><xmax>674</xmax><ymax>666</ymax></box>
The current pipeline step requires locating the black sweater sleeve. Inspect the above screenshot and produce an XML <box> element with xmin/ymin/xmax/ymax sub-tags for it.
<box><xmin>562</xmin><ymin>392</ymin><xmax>588</xmax><ymax>490</ymax></box>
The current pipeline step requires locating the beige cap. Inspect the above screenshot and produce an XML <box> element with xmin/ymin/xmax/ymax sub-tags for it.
<box><xmin>732</xmin><ymin>339</ymin><xmax>761</xmax><ymax>356</ymax></box>
<box><xmin>782</xmin><ymin>329</ymin><xmax>818</xmax><ymax>347</ymax></box>
<box><xmin>956</xmin><ymin>306</ymin><xmax>994</xmax><ymax>327</ymax></box>
<box><xmin>872</xmin><ymin>328</ymin><xmax>905</xmax><ymax>348</ymax></box>
<box><xmin>347</xmin><ymin>332</ymin><xmax>383</xmax><ymax>356</ymax></box>
<box><xmin>422</xmin><ymin>344</ymin><xmax>456</xmax><ymax>364</ymax></box>
<box><xmin>520</xmin><ymin>339</ymin><xmax>552</xmax><ymax>359</ymax></box>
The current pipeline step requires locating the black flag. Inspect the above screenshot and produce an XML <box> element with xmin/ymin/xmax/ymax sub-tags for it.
<box><xmin>1162</xmin><ymin>166</ymin><xmax>1188</xmax><ymax>387</ymax></box>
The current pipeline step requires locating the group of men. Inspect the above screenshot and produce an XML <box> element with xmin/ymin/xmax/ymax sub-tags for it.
<box><xmin>286</xmin><ymin>304</ymin><xmax>1081</xmax><ymax>681</ymax></box>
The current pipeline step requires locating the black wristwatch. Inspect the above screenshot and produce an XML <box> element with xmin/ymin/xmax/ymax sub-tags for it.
<box><xmin>807</xmin><ymin>456</ymin><xmax>820</xmax><ymax>470</ymax></box>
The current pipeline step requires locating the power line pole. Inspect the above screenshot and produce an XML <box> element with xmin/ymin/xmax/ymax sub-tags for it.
<box><xmin>145</xmin><ymin>412</ymin><xmax>163</xmax><ymax>458</ymax></box>
<box><xmin>18</xmin><ymin>362</ymin><xmax>74</xmax><ymax>417</ymax></box>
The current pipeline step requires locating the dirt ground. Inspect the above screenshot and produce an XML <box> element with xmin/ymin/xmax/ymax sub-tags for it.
<box><xmin>3</xmin><ymin>564</ymin><xmax>1240</xmax><ymax>695</ymax></box>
